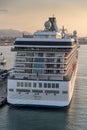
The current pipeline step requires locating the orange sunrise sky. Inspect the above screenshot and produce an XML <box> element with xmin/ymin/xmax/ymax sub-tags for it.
<box><xmin>0</xmin><ymin>0</ymin><xmax>87</xmax><ymax>37</ymax></box>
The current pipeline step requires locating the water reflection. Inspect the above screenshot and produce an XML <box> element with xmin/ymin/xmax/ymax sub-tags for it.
<box><xmin>66</xmin><ymin>65</ymin><xmax>87</xmax><ymax>130</ymax></box>
<box><xmin>7</xmin><ymin>106</ymin><xmax>68</xmax><ymax>130</ymax></box>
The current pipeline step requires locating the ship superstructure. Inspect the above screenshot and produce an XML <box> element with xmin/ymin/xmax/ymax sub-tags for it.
<box><xmin>7</xmin><ymin>17</ymin><xmax>79</xmax><ymax>107</ymax></box>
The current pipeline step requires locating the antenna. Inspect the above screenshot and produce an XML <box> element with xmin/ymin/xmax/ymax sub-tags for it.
<box><xmin>52</xmin><ymin>14</ymin><xmax>55</xmax><ymax>18</ymax></box>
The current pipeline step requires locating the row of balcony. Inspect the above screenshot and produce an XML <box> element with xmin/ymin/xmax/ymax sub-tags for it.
<box><xmin>9</xmin><ymin>73</ymin><xmax>63</xmax><ymax>80</ymax></box>
<box><xmin>9</xmin><ymin>72</ymin><xmax>71</xmax><ymax>81</ymax></box>
<box><xmin>11</xmin><ymin>47</ymin><xmax>72</xmax><ymax>52</ymax></box>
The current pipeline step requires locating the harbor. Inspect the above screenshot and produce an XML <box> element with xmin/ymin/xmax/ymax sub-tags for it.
<box><xmin>0</xmin><ymin>0</ymin><xmax>87</xmax><ymax>129</ymax></box>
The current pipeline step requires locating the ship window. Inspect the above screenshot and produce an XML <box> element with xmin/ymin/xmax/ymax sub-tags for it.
<box><xmin>62</xmin><ymin>91</ymin><xmax>68</xmax><ymax>94</ymax></box>
<box><xmin>57</xmin><ymin>58</ymin><xmax>60</xmax><ymax>62</ymax></box>
<box><xmin>46</xmin><ymin>64</ymin><xmax>54</xmax><ymax>68</ymax></box>
<box><xmin>9</xmin><ymin>89</ymin><xmax>14</xmax><ymax>92</ymax></box>
<box><xmin>32</xmin><ymin>58</ymin><xmax>45</xmax><ymax>74</ymax></box>
<box><xmin>33</xmin><ymin>63</ymin><xmax>44</xmax><ymax>68</ymax></box>
<box><xmin>46</xmin><ymin>53</ymin><xmax>55</xmax><ymax>57</ymax></box>
<box><xmin>26</xmin><ymin>52</ymin><xmax>34</xmax><ymax>56</ymax></box>
<box><xmin>33</xmin><ymin>83</ymin><xmax>36</xmax><ymax>88</ymax></box>
<box><xmin>39</xmin><ymin>83</ymin><xmax>42</xmax><ymax>88</ymax></box>
<box><xmin>52</xmin><ymin>83</ymin><xmax>55</xmax><ymax>88</ymax></box>
<box><xmin>46</xmin><ymin>70</ymin><xmax>54</xmax><ymax>74</ymax></box>
<box><xmin>44</xmin><ymin>83</ymin><xmax>47</xmax><ymax>88</ymax></box>
<box><xmin>46</xmin><ymin>58</ymin><xmax>54</xmax><ymax>62</ymax></box>
<box><xmin>56</xmin><ymin>70</ymin><xmax>60</xmax><ymax>74</ymax></box>
<box><xmin>16</xmin><ymin>89</ymin><xmax>30</xmax><ymax>92</ymax></box>
<box><xmin>25</xmin><ymin>69</ymin><xmax>32</xmax><ymax>73</ymax></box>
<box><xmin>56</xmin><ymin>83</ymin><xmax>59</xmax><ymax>88</ymax></box>
<box><xmin>48</xmin><ymin>83</ymin><xmax>51</xmax><ymax>88</ymax></box>
<box><xmin>38</xmin><ymin>53</ymin><xmax>43</xmax><ymax>57</ymax></box>
<box><xmin>28</xmin><ymin>82</ymin><xmax>31</xmax><ymax>87</ymax></box>
<box><xmin>26</xmin><ymin>58</ymin><xmax>33</xmax><ymax>62</ymax></box>
<box><xmin>25</xmin><ymin>82</ymin><xmax>27</xmax><ymax>87</ymax></box>
<box><xmin>25</xmin><ymin>63</ymin><xmax>32</xmax><ymax>68</ymax></box>
<box><xmin>21</xmin><ymin>82</ymin><xmax>23</xmax><ymax>87</ymax></box>
<box><xmin>34</xmin><ymin>58</ymin><xmax>44</xmax><ymax>62</ymax></box>
<box><xmin>17</xmin><ymin>82</ymin><xmax>20</xmax><ymax>87</ymax></box>
<box><xmin>57</xmin><ymin>64</ymin><xmax>60</xmax><ymax>68</ymax></box>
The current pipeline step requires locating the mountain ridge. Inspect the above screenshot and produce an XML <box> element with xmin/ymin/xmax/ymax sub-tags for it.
<box><xmin>0</xmin><ymin>29</ymin><xmax>30</xmax><ymax>38</ymax></box>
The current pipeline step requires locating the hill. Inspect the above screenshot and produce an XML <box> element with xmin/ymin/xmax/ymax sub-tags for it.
<box><xmin>0</xmin><ymin>29</ymin><xmax>30</xmax><ymax>38</ymax></box>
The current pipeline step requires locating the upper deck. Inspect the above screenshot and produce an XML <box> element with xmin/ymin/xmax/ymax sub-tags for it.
<box><xmin>9</xmin><ymin>17</ymin><xmax>79</xmax><ymax>81</ymax></box>
<box><xmin>12</xmin><ymin>16</ymin><xmax>78</xmax><ymax>51</ymax></box>
<box><xmin>14</xmin><ymin>37</ymin><xmax>76</xmax><ymax>46</ymax></box>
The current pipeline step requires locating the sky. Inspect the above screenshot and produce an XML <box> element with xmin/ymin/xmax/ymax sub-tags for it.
<box><xmin>0</xmin><ymin>0</ymin><xmax>87</xmax><ymax>37</ymax></box>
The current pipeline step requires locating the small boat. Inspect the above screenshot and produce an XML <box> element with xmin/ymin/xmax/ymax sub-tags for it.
<box><xmin>0</xmin><ymin>69</ymin><xmax>9</xmax><ymax>79</ymax></box>
<box><xmin>0</xmin><ymin>53</ymin><xmax>6</xmax><ymax>65</ymax></box>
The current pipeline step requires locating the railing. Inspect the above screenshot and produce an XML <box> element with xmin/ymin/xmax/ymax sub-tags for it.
<box><xmin>9</xmin><ymin>73</ymin><xmax>63</xmax><ymax>80</ymax></box>
<box><xmin>14</xmin><ymin>66</ymin><xmax>65</xmax><ymax>71</ymax></box>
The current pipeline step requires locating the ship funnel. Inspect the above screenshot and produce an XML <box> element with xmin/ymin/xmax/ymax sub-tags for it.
<box><xmin>49</xmin><ymin>17</ymin><xmax>58</xmax><ymax>32</ymax></box>
<box><xmin>44</xmin><ymin>17</ymin><xmax>58</xmax><ymax>32</ymax></box>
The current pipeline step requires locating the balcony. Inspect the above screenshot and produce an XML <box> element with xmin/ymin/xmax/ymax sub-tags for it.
<box><xmin>9</xmin><ymin>73</ymin><xmax>63</xmax><ymax>80</ymax></box>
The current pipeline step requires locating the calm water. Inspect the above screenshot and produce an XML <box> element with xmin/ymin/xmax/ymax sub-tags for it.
<box><xmin>0</xmin><ymin>45</ymin><xmax>87</xmax><ymax>130</ymax></box>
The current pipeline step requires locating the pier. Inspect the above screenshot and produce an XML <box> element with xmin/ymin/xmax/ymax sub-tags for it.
<box><xmin>0</xmin><ymin>69</ymin><xmax>13</xmax><ymax>106</ymax></box>
<box><xmin>0</xmin><ymin>79</ymin><xmax>7</xmax><ymax>106</ymax></box>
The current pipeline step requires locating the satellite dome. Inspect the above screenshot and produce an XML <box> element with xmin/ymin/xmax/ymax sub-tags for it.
<box><xmin>73</xmin><ymin>30</ymin><xmax>77</xmax><ymax>37</ymax></box>
<box><xmin>44</xmin><ymin>20</ymin><xmax>51</xmax><ymax>31</ymax></box>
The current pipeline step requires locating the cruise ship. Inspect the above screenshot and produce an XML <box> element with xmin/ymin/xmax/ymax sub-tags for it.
<box><xmin>7</xmin><ymin>17</ymin><xmax>79</xmax><ymax>108</ymax></box>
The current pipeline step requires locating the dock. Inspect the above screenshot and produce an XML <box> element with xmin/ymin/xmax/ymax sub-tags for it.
<box><xmin>0</xmin><ymin>79</ymin><xmax>7</xmax><ymax>106</ymax></box>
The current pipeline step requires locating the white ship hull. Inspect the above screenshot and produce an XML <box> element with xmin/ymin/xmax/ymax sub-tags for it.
<box><xmin>7</xmin><ymin>65</ymin><xmax>77</xmax><ymax>108</ymax></box>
